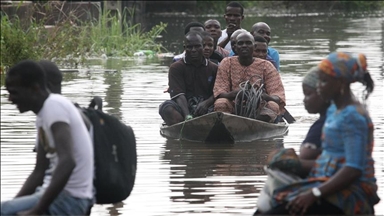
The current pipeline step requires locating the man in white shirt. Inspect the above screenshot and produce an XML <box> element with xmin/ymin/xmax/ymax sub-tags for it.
<box><xmin>2</xmin><ymin>60</ymin><xmax>94</xmax><ymax>215</ymax></box>
<box><xmin>217</xmin><ymin>1</ymin><xmax>245</xmax><ymax>52</ymax></box>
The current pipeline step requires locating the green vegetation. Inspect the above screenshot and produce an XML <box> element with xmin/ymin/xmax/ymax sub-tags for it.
<box><xmin>0</xmin><ymin>2</ymin><xmax>167</xmax><ymax>71</ymax></box>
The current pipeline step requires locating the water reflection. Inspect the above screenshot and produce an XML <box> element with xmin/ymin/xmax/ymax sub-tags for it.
<box><xmin>162</xmin><ymin>139</ymin><xmax>284</xmax><ymax>214</ymax></box>
<box><xmin>1</xmin><ymin>13</ymin><xmax>383</xmax><ymax>216</ymax></box>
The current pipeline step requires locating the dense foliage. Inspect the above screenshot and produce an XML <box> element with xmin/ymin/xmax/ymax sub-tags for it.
<box><xmin>0</xmin><ymin>1</ymin><xmax>167</xmax><ymax>70</ymax></box>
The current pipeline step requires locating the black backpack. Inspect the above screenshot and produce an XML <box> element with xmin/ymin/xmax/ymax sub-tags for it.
<box><xmin>78</xmin><ymin>96</ymin><xmax>137</xmax><ymax>204</ymax></box>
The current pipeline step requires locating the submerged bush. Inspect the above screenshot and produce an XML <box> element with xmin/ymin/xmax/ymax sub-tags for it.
<box><xmin>0</xmin><ymin>2</ymin><xmax>168</xmax><ymax>69</ymax></box>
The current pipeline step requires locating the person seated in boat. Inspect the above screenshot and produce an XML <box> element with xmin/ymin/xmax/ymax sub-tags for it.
<box><xmin>257</xmin><ymin>52</ymin><xmax>379</xmax><ymax>215</ymax></box>
<box><xmin>253</xmin><ymin>36</ymin><xmax>278</xmax><ymax>71</ymax></box>
<box><xmin>217</xmin><ymin>1</ymin><xmax>245</xmax><ymax>53</ymax></box>
<box><xmin>204</xmin><ymin>19</ymin><xmax>230</xmax><ymax>58</ymax></box>
<box><xmin>172</xmin><ymin>22</ymin><xmax>206</xmax><ymax>63</ymax></box>
<box><xmin>201</xmin><ymin>31</ymin><xmax>219</xmax><ymax>65</ymax></box>
<box><xmin>229</xmin><ymin>29</ymin><xmax>248</xmax><ymax>56</ymax></box>
<box><xmin>213</xmin><ymin>32</ymin><xmax>285</xmax><ymax>123</ymax></box>
<box><xmin>299</xmin><ymin>66</ymin><xmax>331</xmax><ymax>160</ymax></box>
<box><xmin>250</xmin><ymin>22</ymin><xmax>280</xmax><ymax>72</ymax></box>
<box><xmin>159</xmin><ymin>31</ymin><xmax>218</xmax><ymax>126</ymax></box>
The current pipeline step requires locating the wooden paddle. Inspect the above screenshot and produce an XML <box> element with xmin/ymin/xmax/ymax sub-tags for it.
<box><xmin>283</xmin><ymin>108</ymin><xmax>296</xmax><ymax>124</ymax></box>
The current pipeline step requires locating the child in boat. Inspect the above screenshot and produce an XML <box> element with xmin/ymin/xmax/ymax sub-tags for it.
<box><xmin>253</xmin><ymin>36</ymin><xmax>278</xmax><ymax>71</ymax></box>
<box><xmin>204</xmin><ymin>19</ymin><xmax>230</xmax><ymax>58</ymax></box>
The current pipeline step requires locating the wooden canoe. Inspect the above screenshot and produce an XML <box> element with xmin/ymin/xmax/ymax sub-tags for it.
<box><xmin>160</xmin><ymin>112</ymin><xmax>289</xmax><ymax>143</ymax></box>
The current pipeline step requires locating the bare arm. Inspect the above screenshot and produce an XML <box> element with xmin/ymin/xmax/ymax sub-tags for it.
<box><xmin>175</xmin><ymin>95</ymin><xmax>190</xmax><ymax>119</ymax></box>
<box><xmin>287</xmin><ymin>166</ymin><xmax>361</xmax><ymax>215</ymax></box>
<box><xmin>15</xmin><ymin>142</ymin><xmax>49</xmax><ymax>198</ymax></box>
<box><xmin>195</xmin><ymin>95</ymin><xmax>215</xmax><ymax>116</ymax></box>
<box><xmin>298</xmin><ymin>159</ymin><xmax>316</xmax><ymax>176</ymax></box>
<box><xmin>218</xmin><ymin>36</ymin><xmax>231</xmax><ymax>49</ymax></box>
<box><xmin>216</xmin><ymin>89</ymin><xmax>240</xmax><ymax>101</ymax></box>
<box><xmin>262</xmin><ymin>93</ymin><xmax>281</xmax><ymax>105</ymax></box>
<box><xmin>319</xmin><ymin>166</ymin><xmax>361</xmax><ymax>196</ymax></box>
<box><xmin>299</xmin><ymin>145</ymin><xmax>322</xmax><ymax>160</ymax></box>
<box><xmin>27</xmin><ymin>122</ymin><xmax>76</xmax><ymax>214</ymax></box>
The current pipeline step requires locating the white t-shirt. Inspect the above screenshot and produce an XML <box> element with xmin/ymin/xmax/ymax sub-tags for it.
<box><xmin>217</xmin><ymin>29</ymin><xmax>232</xmax><ymax>52</ymax></box>
<box><xmin>218</xmin><ymin>28</ymin><xmax>246</xmax><ymax>52</ymax></box>
<box><xmin>35</xmin><ymin>94</ymin><xmax>94</xmax><ymax>199</ymax></box>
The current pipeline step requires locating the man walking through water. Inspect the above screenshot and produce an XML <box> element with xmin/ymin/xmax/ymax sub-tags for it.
<box><xmin>2</xmin><ymin>60</ymin><xmax>94</xmax><ymax>215</ymax></box>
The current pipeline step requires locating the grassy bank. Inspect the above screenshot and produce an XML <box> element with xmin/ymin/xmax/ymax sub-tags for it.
<box><xmin>0</xmin><ymin>2</ymin><xmax>167</xmax><ymax>70</ymax></box>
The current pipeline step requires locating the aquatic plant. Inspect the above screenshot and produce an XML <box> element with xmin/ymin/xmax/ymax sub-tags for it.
<box><xmin>0</xmin><ymin>1</ymin><xmax>168</xmax><ymax>69</ymax></box>
<box><xmin>87</xmin><ymin>7</ymin><xmax>167</xmax><ymax>57</ymax></box>
<box><xmin>0</xmin><ymin>14</ymin><xmax>41</xmax><ymax>72</ymax></box>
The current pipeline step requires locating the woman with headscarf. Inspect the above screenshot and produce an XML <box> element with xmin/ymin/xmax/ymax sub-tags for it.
<box><xmin>299</xmin><ymin>66</ymin><xmax>331</xmax><ymax>160</ymax></box>
<box><xmin>258</xmin><ymin>52</ymin><xmax>380</xmax><ymax>215</ymax></box>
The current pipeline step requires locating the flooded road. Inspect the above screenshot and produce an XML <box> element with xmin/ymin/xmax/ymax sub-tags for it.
<box><xmin>1</xmin><ymin>13</ymin><xmax>383</xmax><ymax>215</ymax></box>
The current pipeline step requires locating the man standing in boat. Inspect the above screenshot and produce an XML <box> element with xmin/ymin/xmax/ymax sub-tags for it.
<box><xmin>159</xmin><ymin>31</ymin><xmax>218</xmax><ymax>126</ymax></box>
<box><xmin>217</xmin><ymin>1</ymin><xmax>245</xmax><ymax>53</ymax></box>
<box><xmin>213</xmin><ymin>32</ymin><xmax>286</xmax><ymax>123</ymax></box>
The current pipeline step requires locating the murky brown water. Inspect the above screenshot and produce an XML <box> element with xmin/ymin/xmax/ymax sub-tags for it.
<box><xmin>1</xmin><ymin>13</ymin><xmax>383</xmax><ymax>215</ymax></box>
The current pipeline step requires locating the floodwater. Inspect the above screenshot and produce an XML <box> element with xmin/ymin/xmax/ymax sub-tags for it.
<box><xmin>1</xmin><ymin>12</ymin><xmax>383</xmax><ymax>215</ymax></box>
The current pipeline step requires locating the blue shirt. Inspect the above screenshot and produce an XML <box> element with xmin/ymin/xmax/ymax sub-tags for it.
<box><xmin>266</xmin><ymin>55</ymin><xmax>278</xmax><ymax>72</ymax></box>
<box><xmin>268</xmin><ymin>47</ymin><xmax>280</xmax><ymax>72</ymax></box>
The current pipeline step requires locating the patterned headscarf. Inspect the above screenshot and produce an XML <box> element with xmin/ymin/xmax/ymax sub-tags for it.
<box><xmin>302</xmin><ymin>66</ymin><xmax>319</xmax><ymax>89</ymax></box>
<box><xmin>318</xmin><ymin>52</ymin><xmax>368</xmax><ymax>83</ymax></box>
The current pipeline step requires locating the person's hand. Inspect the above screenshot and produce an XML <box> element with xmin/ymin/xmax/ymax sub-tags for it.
<box><xmin>163</xmin><ymin>86</ymin><xmax>169</xmax><ymax>93</ymax></box>
<box><xmin>226</xmin><ymin>23</ymin><xmax>237</xmax><ymax>36</ymax></box>
<box><xmin>286</xmin><ymin>190</ymin><xmax>318</xmax><ymax>216</ymax></box>
<box><xmin>261</xmin><ymin>92</ymin><xmax>268</xmax><ymax>100</ymax></box>
<box><xmin>195</xmin><ymin>100</ymin><xmax>209</xmax><ymax>116</ymax></box>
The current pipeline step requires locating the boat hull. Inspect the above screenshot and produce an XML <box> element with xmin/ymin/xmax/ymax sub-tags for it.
<box><xmin>160</xmin><ymin>112</ymin><xmax>289</xmax><ymax>143</ymax></box>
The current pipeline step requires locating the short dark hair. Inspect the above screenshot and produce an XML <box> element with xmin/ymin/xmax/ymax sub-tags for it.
<box><xmin>38</xmin><ymin>60</ymin><xmax>62</xmax><ymax>86</ymax></box>
<box><xmin>7</xmin><ymin>60</ymin><xmax>46</xmax><ymax>88</ymax></box>
<box><xmin>226</xmin><ymin>1</ymin><xmax>244</xmax><ymax>15</ymax></box>
<box><xmin>185</xmin><ymin>31</ymin><xmax>203</xmax><ymax>41</ymax></box>
<box><xmin>200</xmin><ymin>31</ymin><xmax>214</xmax><ymax>40</ymax></box>
<box><xmin>184</xmin><ymin>22</ymin><xmax>205</xmax><ymax>35</ymax></box>
<box><xmin>254</xmin><ymin>35</ymin><xmax>267</xmax><ymax>43</ymax></box>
